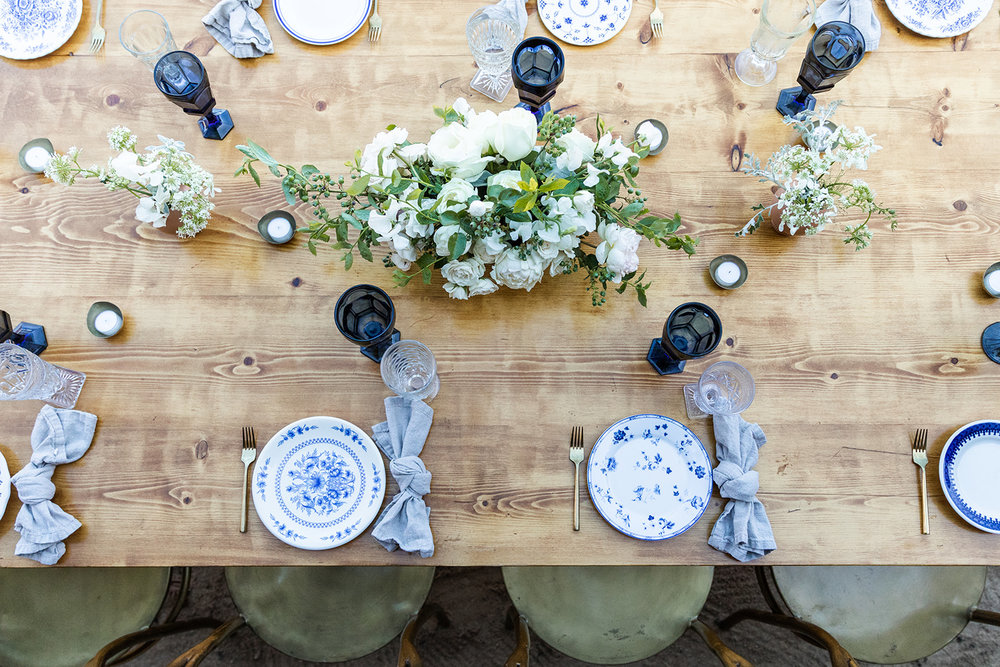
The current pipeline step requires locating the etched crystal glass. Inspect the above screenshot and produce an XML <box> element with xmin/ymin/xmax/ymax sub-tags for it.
<box><xmin>467</xmin><ymin>7</ymin><xmax>520</xmax><ymax>102</ymax></box>
<box><xmin>684</xmin><ymin>361</ymin><xmax>756</xmax><ymax>419</ymax></box>
<box><xmin>119</xmin><ymin>10</ymin><xmax>176</xmax><ymax>71</ymax></box>
<box><xmin>735</xmin><ymin>0</ymin><xmax>816</xmax><ymax>86</ymax></box>
<box><xmin>380</xmin><ymin>340</ymin><xmax>440</xmax><ymax>402</ymax></box>
<box><xmin>0</xmin><ymin>341</ymin><xmax>86</xmax><ymax>409</ymax></box>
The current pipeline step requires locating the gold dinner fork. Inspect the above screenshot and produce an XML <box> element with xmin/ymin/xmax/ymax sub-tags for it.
<box><xmin>368</xmin><ymin>0</ymin><xmax>382</xmax><ymax>42</ymax></box>
<box><xmin>241</xmin><ymin>426</ymin><xmax>257</xmax><ymax>533</ymax></box>
<box><xmin>570</xmin><ymin>426</ymin><xmax>584</xmax><ymax>531</ymax></box>
<box><xmin>88</xmin><ymin>0</ymin><xmax>106</xmax><ymax>53</ymax></box>
<box><xmin>649</xmin><ymin>0</ymin><xmax>664</xmax><ymax>39</ymax></box>
<box><xmin>912</xmin><ymin>428</ymin><xmax>929</xmax><ymax>535</ymax></box>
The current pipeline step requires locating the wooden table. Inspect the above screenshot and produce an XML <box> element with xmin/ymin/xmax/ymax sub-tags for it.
<box><xmin>1</xmin><ymin>0</ymin><xmax>999</xmax><ymax>567</ymax></box>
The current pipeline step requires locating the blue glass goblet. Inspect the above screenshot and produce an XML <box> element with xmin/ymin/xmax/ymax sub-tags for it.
<box><xmin>0</xmin><ymin>310</ymin><xmax>47</xmax><ymax>355</ymax></box>
<box><xmin>647</xmin><ymin>302</ymin><xmax>722</xmax><ymax>375</ymax></box>
<box><xmin>153</xmin><ymin>51</ymin><xmax>234</xmax><ymax>140</ymax></box>
<box><xmin>776</xmin><ymin>21</ymin><xmax>865</xmax><ymax>117</ymax></box>
<box><xmin>335</xmin><ymin>285</ymin><xmax>401</xmax><ymax>363</ymax></box>
<box><xmin>512</xmin><ymin>37</ymin><xmax>565</xmax><ymax>121</ymax></box>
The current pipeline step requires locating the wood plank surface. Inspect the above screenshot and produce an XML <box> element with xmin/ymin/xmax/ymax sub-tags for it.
<box><xmin>1</xmin><ymin>0</ymin><xmax>999</xmax><ymax>566</ymax></box>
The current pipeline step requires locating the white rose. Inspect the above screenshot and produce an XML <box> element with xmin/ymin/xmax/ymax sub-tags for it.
<box><xmin>468</xmin><ymin>200</ymin><xmax>494</xmax><ymax>217</ymax></box>
<box><xmin>468</xmin><ymin>278</ymin><xmax>499</xmax><ymax>297</ymax></box>
<box><xmin>390</xmin><ymin>253</ymin><xmax>412</xmax><ymax>270</ymax></box>
<box><xmin>452</xmin><ymin>97</ymin><xmax>474</xmax><ymax>119</ymax></box>
<box><xmin>359</xmin><ymin>127</ymin><xmax>408</xmax><ymax>184</ymax></box>
<box><xmin>490</xmin><ymin>248</ymin><xmax>547</xmax><ymax>292</ymax></box>
<box><xmin>554</xmin><ymin>129</ymin><xmax>597</xmax><ymax>171</ymax></box>
<box><xmin>487</xmin><ymin>170</ymin><xmax>522</xmax><ymax>191</ymax></box>
<box><xmin>397</xmin><ymin>143</ymin><xmax>427</xmax><ymax>162</ymax></box>
<box><xmin>595</xmin><ymin>222</ymin><xmax>641</xmax><ymax>282</ymax></box>
<box><xmin>549</xmin><ymin>250</ymin><xmax>576</xmax><ymax>277</ymax></box>
<box><xmin>435</xmin><ymin>178</ymin><xmax>476</xmax><ymax>211</ymax></box>
<box><xmin>466</xmin><ymin>109</ymin><xmax>499</xmax><ymax>153</ymax></box>
<box><xmin>493</xmin><ymin>107</ymin><xmax>538</xmax><ymax>161</ymax></box>
<box><xmin>434</xmin><ymin>224</ymin><xmax>462</xmax><ymax>256</ymax></box>
<box><xmin>441</xmin><ymin>257</ymin><xmax>486</xmax><ymax>287</ymax></box>
<box><xmin>443</xmin><ymin>282</ymin><xmax>469</xmax><ymax>300</ymax></box>
<box><xmin>427</xmin><ymin>123</ymin><xmax>491</xmax><ymax>179</ymax></box>
<box><xmin>571</xmin><ymin>190</ymin><xmax>597</xmax><ymax>233</ymax></box>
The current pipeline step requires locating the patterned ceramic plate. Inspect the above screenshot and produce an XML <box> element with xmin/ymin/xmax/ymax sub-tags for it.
<box><xmin>273</xmin><ymin>0</ymin><xmax>373</xmax><ymax>45</ymax></box>
<box><xmin>0</xmin><ymin>450</ymin><xmax>9</xmax><ymax>524</ymax></box>
<box><xmin>588</xmin><ymin>414</ymin><xmax>712</xmax><ymax>540</ymax></box>
<box><xmin>252</xmin><ymin>416</ymin><xmax>385</xmax><ymax>550</ymax></box>
<box><xmin>885</xmin><ymin>0</ymin><xmax>992</xmax><ymax>38</ymax></box>
<box><xmin>538</xmin><ymin>0</ymin><xmax>633</xmax><ymax>46</ymax></box>
<box><xmin>940</xmin><ymin>420</ymin><xmax>1000</xmax><ymax>533</ymax></box>
<box><xmin>0</xmin><ymin>0</ymin><xmax>82</xmax><ymax>60</ymax></box>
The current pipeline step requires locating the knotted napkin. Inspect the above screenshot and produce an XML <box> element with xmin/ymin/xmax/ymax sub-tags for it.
<box><xmin>202</xmin><ymin>0</ymin><xmax>274</xmax><ymax>59</ymax></box>
<box><xmin>708</xmin><ymin>413</ymin><xmax>776</xmax><ymax>562</ymax></box>
<box><xmin>11</xmin><ymin>405</ymin><xmax>97</xmax><ymax>565</ymax></box>
<box><xmin>370</xmin><ymin>397</ymin><xmax>434</xmax><ymax>558</ymax></box>
<box><xmin>814</xmin><ymin>0</ymin><xmax>881</xmax><ymax>51</ymax></box>
<box><xmin>485</xmin><ymin>0</ymin><xmax>528</xmax><ymax>37</ymax></box>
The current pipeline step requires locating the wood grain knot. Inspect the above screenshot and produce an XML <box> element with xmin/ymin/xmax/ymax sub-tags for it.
<box><xmin>953</xmin><ymin>200</ymin><xmax>967</xmax><ymax>211</ymax></box>
<box><xmin>830</xmin><ymin>373</ymin><xmax>838</xmax><ymax>379</ymax></box>
<box><xmin>243</xmin><ymin>356</ymin><xmax>254</xmax><ymax>366</ymax></box>
<box><xmin>737</xmin><ymin>102</ymin><xmax>746</xmax><ymax>111</ymax></box>
<box><xmin>725</xmin><ymin>337</ymin><xmax>735</xmax><ymax>347</ymax></box>
<box><xmin>951</xmin><ymin>357</ymin><xmax>959</xmax><ymax>364</ymax></box>
<box><xmin>752</xmin><ymin>7</ymin><xmax>760</xmax><ymax>13</ymax></box>
<box><xmin>315</xmin><ymin>100</ymin><xmax>327</xmax><ymax>111</ymax></box>
<box><xmin>106</xmin><ymin>94</ymin><xmax>120</xmax><ymax>106</ymax></box>
<box><xmin>183</xmin><ymin>35</ymin><xmax>215</xmax><ymax>57</ymax></box>
<box><xmin>183</xmin><ymin>496</ymin><xmax>192</xmax><ymax>504</ymax></box>
<box><xmin>291</xmin><ymin>277</ymin><xmax>302</xmax><ymax>287</ymax></box>
<box><xmin>20</xmin><ymin>187</ymin><xmax>28</xmax><ymax>194</ymax></box>
<box><xmin>616</xmin><ymin>81</ymin><xmax>624</xmax><ymax>91</ymax></box>
<box><xmin>638</xmin><ymin>22</ymin><xmax>652</xmax><ymax>44</ymax></box>
<box><xmin>195</xmin><ymin>440</ymin><xmax>209</xmax><ymax>459</ymax></box>
<box><xmin>730</xmin><ymin>144</ymin><xmax>744</xmax><ymax>172</ymax></box>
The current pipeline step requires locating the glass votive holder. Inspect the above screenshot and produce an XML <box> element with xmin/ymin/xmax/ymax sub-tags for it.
<box><xmin>380</xmin><ymin>340</ymin><xmax>440</xmax><ymax>402</ymax></box>
<box><xmin>635</xmin><ymin>119</ymin><xmax>668</xmax><ymax>155</ymax></box>
<box><xmin>335</xmin><ymin>284</ymin><xmax>401</xmax><ymax>363</ymax></box>
<box><xmin>258</xmin><ymin>211</ymin><xmax>297</xmax><ymax>245</ymax></box>
<box><xmin>709</xmin><ymin>255</ymin><xmax>748</xmax><ymax>289</ymax></box>
<box><xmin>983</xmin><ymin>262</ymin><xmax>1000</xmax><ymax>298</ymax></box>
<box><xmin>19</xmin><ymin>138</ymin><xmax>54</xmax><ymax>173</ymax></box>
<box><xmin>120</xmin><ymin>9</ymin><xmax>177</xmax><ymax>70</ymax></box>
<box><xmin>87</xmin><ymin>302</ymin><xmax>124</xmax><ymax>338</ymax></box>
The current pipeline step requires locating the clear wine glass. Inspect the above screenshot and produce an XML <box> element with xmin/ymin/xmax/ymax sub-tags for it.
<box><xmin>684</xmin><ymin>361</ymin><xmax>755</xmax><ymax>419</ymax></box>
<box><xmin>120</xmin><ymin>10</ymin><xmax>177</xmax><ymax>71</ymax></box>
<box><xmin>380</xmin><ymin>340</ymin><xmax>440</xmax><ymax>402</ymax></box>
<box><xmin>467</xmin><ymin>7</ymin><xmax>521</xmax><ymax>102</ymax></box>
<box><xmin>0</xmin><ymin>341</ymin><xmax>86</xmax><ymax>409</ymax></box>
<box><xmin>735</xmin><ymin>0</ymin><xmax>816</xmax><ymax>87</ymax></box>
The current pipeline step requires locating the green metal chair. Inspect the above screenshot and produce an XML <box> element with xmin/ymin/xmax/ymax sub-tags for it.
<box><xmin>720</xmin><ymin>566</ymin><xmax>1000</xmax><ymax>665</ymax></box>
<box><xmin>502</xmin><ymin>565</ymin><xmax>749</xmax><ymax>666</ymax></box>
<box><xmin>0</xmin><ymin>567</ymin><xmax>206</xmax><ymax>667</ymax></box>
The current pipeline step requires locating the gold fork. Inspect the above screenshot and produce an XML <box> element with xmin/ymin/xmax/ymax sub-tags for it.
<box><xmin>241</xmin><ymin>426</ymin><xmax>257</xmax><ymax>533</ymax></box>
<box><xmin>570</xmin><ymin>426</ymin><xmax>584</xmax><ymax>531</ymax></box>
<box><xmin>368</xmin><ymin>0</ymin><xmax>382</xmax><ymax>42</ymax></box>
<box><xmin>88</xmin><ymin>0</ymin><xmax>105</xmax><ymax>53</ymax></box>
<box><xmin>649</xmin><ymin>0</ymin><xmax>664</xmax><ymax>39</ymax></box>
<box><xmin>912</xmin><ymin>428</ymin><xmax>929</xmax><ymax>535</ymax></box>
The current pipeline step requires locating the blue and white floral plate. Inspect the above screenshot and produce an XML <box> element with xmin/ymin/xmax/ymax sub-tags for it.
<box><xmin>588</xmin><ymin>414</ymin><xmax>712</xmax><ymax>540</ymax></box>
<box><xmin>538</xmin><ymin>0</ymin><xmax>632</xmax><ymax>46</ymax></box>
<box><xmin>252</xmin><ymin>416</ymin><xmax>385</xmax><ymax>550</ymax></box>
<box><xmin>0</xmin><ymin>450</ymin><xmax>9</xmax><ymax>525</ymax></box>
<box><xmin>0</xmin><ymin>0</ymin><xmax>82</xmax><ymax>60</ymax></box>
<box><xmin>940</xmin><ymin>420</ymin><xmax>1000</xmax><ymax>533</ymax></box>
<box><xmin>885</xmin><ymin>0</ymin><xmax>992</xmax><ymax>38</ymax></box>
<box><xmin>273</xmin><ymin>0</ymin><xmax>373</xmax><ymax>45</ymax></box>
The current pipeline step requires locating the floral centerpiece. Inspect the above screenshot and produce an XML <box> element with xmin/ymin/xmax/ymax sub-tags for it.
<box><xmin>738</xmin><ymin>101</ymin><xmax>896</xmax><ymax>251</ymax></box>
<box><xmin>236</xmin><ymin>98</ymin><xmax>697</xmax><ymax>306</ymax></box>
<box><xmin>45</xmin><ymin>126</ymin><xmax>218</xmax><ymax>238</ymax></box>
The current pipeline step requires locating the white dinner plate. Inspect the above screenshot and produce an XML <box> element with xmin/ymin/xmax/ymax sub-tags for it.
<box><xmin>588</xmin><ymin>414</ymin><xmax>712</xmax><ymax>540</ymax></box>
<box><xmin>0</xmin><ymin>450</ymin><xmax>9</xmax><ymax>525</ymax></box>
<box><xmin>885</xmin><ymin>0</ymin><xmax>992</xmax><ymax>38</ymax></box>
<box><xmin>0</xmin><ymin>0</ymin><xmax>82</xmax><ymax>60</ymax></box>
<box><xmin>940</xmin><ymin>420</ymin><xmax>1000</xmax><ymax>533</ymax></box>
<box><xmin>252</xmin><ymin>416</ymin><xmax>386</xmax><ymax>550</ymax></box>
<box><xmin>273</xmin><ymin>0</ymin><xmax>373</xmax><ymax>45</ymax></box>
<box><xmin>538</xmin><ymin>0</ymin><xmax>632</xmax><ymax>46</ymax></box>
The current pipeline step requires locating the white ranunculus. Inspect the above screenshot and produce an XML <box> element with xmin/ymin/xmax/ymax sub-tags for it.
<box><xmin>468</xmin><ymin>199</ymin><xmax>494</xmax><ymax>217</ymax></box>
<box><xmin>595</xmin><ymin>222</ymin><xmax>641</xmax><ymax>282</ymax></box>
<box><xmin>441</xmin><ymin>257</ymin><xmax>486</xmax><ymax>287</ymax></box>
<box><xmin>490</xmin><ymin>247</ymin><xmax>547</xmax><ymax>292</ymax></box>
<box><xmin>135</xmin><ymin>196</ymin><xmax>168</xmax><ymax>227</ymax></box>
<box><xmin>436</xmin><ymin>178</ymin><xmax>476</xmax><ymax>211</ymax></box>
<box><xmin>443</xmin><ymin>282</ymin><xmax>469</xmax><ymax>300</ymax></box>
<box><xmin>493</xmin><ymin>107</ymin><xmax>538</xmax><ymax>161</ymax></box>
<box><xmin>466</xmin><ymin>109</ymin><xmax>499</xmax><ymax>153</ymax></box>
<box><xmin>555</xmin><ymin>129</ymin><xmax>597</xmax><ymax>171</ymax></box>
<box><xmin>583</xmin><ymin>162</ymin><xmax>608</xmax><ymax>187</ymax></box>
<box><xmin>433</xmin><ymin>224</ymin><xmax>462</xmax><ymax>256</ymax></box>
<box><xmin>487</xmin><ymin>169</ymin><xmax>522</xmax><ymax>191</ymax></box>
<box><xmin>426</xmin><ymin>123</ymin><xmax>491</xmax><ymax>179</ymax></box>
<box><xmin>468</xmin><ymin>278</ymin><xmax>499</xmax><ymax>297</ymax></box>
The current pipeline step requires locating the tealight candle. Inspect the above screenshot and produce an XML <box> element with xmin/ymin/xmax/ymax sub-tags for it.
<box><xmin>267</xmin><ymin>216</ymin><xmax>293</xmax><ymax>241</ymax></box>
<box><xmin>715</xmin><ymin>261</ymin><xmax>742</xmax><ymax>286</ymax></box>
<box><xmin>258</xmin><ymin>210</ymin><xmax>297</xmax><ymax>245</ymax></box>
<box><xmin>23</xmin><ymin>146</ymin><xmax>51</xmax><ymax>171</ymax></box>
<box><xmin>87</xmin><ymin>301</ymin><xmax>124</xmax><ymax>338</ymax></box>
<box><xmin>984</xmin><ymin>263</ymin><xmax>1000</xmax><ymax>297</ymax></box>
<box><xmin>709</xmin><ymin>254</ymin><xmax>748</xmax><ymax>290</ymax></box>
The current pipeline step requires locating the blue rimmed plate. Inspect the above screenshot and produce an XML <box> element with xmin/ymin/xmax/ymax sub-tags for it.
<box><xmin>538</xmin><ymin>0</ymin><xmax>632</xmax><ymax>46</ymax></box>
<box><xmin>273</xmin><ymin>0</ymin><xmax>372</xmax><ymax>46</ymax></box>
<box><xmin>588</xmin><ymin>414</ymin><xmax>712</xmax><ymax>540</ymax></box>
<box><xmin>252</xmin><ymin>416</ymin><xmax>385</xmax><ymax>550</ymax></box>
<box><xmin>885</xmin><ymin>0</ymin><xmax>992</xmax><ymax>38</ymax></box>
<box><xmin>0</xmin><ymin>450</ymin><xmax>9</xmax><ymax>525</ymax></box>
<box><xmin>0</xmin><ymin>0</ymin><xmax>82</xmax><ymax>60</ymax></box>
<box><xmin>940</xmin><ymin>420</ymin><xmax>1000</xmax><ymax>533</ymax></box>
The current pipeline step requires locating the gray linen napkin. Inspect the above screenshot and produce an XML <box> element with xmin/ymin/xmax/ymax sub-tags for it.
<box><xmin>707</xmin><ymin>413</ymin><xmax>776</xmax><ymax>562</ymax></box>
<box><xmin>485</xmin><ymin>0</ymin><xmax>528</xmax><ymax>37</ymax></box>
<box><xmin>370</xmin><ymin>397</ymin><xmax>434</xmax><ymax>558</ymax></box>
<box><xmin>202</xmin><ymin>0</ymin><xmax>274</xmax><ymax>59</ymax></box>
<box><xmin>10</xmin><ymin>405</ymin><xmax>97</xmax><ymax>565</ymax></box>
<box><xmin>814</xmin><ymin>0</ymin><xmax>881</xmax><ymax>51</ymax></box>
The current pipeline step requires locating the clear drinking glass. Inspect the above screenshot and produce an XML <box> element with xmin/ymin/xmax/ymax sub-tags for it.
<box><xmin>120</xmin><ymin>10</ymin><xmax>177</xmax><ymax>70</ymax></box>
<box><xmin>735</xmin><ymin>0</ymin><xmax>816</xmax><ymax>86</ymax></box>
<box><xmin>684</xmin><ymin>361</ymin><xmax>755</xmax><ymax>419</ymax></box>
<box><xmin>467</xmin><ymin>7</ymin><xmax>521</xmax><ymax>102</ymax></box>
<box><xmin>0</xmin><ymin>341</ymin><xmax>86</xmax><ymax>409</ymax></box>
<box><xmin>380</xmin><ymin>340</ymin><xmax>440</xmax><ymax>402</ymax></box>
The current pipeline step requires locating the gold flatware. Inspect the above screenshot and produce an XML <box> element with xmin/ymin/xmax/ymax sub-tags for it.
<box><xmin>88</xmin><ymin>0</ymin><xmax>106</xmax><ymax>53</ymax></box>
<box><xmin>368</xmin><ymin>0</ymin><xmax>382</xmax><ymax>42</ymax></box>
<box><xmin>241</xmin><ymin>426</ymin><xmax>257</xmax><ymax>533</ymax></box>
<box><xmin>912</xmin><ymin>428</ymin><xmax>929</xmax><ymax>535</ymax></box>
<box><xmin>570</xmin><ymin>426</ymin><xmax>584</xmax><ymax>531</ymax></box>
<box><xmin>649</xmin><ymin>0</ymin><xmax>664</xmax><ymax>39</ymax></box>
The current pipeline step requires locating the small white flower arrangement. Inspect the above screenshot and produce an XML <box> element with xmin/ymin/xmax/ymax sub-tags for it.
<box><xmin>45</xmin><ymin>126</ymin><xmax>218</xmax><ymax>238</ymax></box>
<box><xmin>738</xmin><ymin>101</ymin><xmax>896</xmax><ymax>251</ymax></box>
<box><xmin>237</xmin><ymin>98</ymin><xmax>697</xmax><ymax>306</ymax></box>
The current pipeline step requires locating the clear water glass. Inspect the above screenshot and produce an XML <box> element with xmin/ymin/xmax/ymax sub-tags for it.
<box><xmin>684</xmin><ymin>361</ymin><xmax>755</xmax><ymax>419</ymax></box>
<box><xmin>735</xmin><ymin>0</ymin><xmax>816</xmax><ymax>86</ymax></box>
<box><xmin>467</xmin><ymin>7</ymin><xmax>521</xmax><ymax>102</ymax></box>
<box><xmin>0</xmin><ymin>341</ymin><xmax>86</xmax><ymax>409</ymax></box>
<box><xmin>120</xmin><ymin>10</ymin><xmax>177</xmax><ymax>70</ymax></box>
<box><xmin>380</xmin><ymin>341</ymin><xmax>440</xmax><ymax>402</ymax></box>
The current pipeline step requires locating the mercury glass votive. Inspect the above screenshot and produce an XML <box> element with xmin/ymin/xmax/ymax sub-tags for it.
<box><xmin>334</xmin><ymin>284</ymin><xmax>401</xmax><ymax>363</ymax></box>
<box><xmin>709</xmin><ymin>255</ymin><xmax>748</xmax><ymax>289</ymax></box>
<box><xmin>19</xmin><ymin>138</ymin><xmax>54</xmax><ymax>173</ymax></box>
<box><xmin>635</xmin><ymin>119</ymin><xmax>668</xmax><ymax>156</ymax></box>
<box><xmin>87</xmin><ymin>302</ymin><xmax>124</xmax><ymax>338</ymax></box>
<box><xmin>647</xmin><ymin>302</ymin><xmax>722</xmax><ymax>375</ymax></box>
<box><xmin>983</xmin><ymin>262</ymin><xmax>1000</xmax><ymax>297</ymax></box>
<box><xmin>257</xmin><ymin>211</ymin><xmax>297</xmax><ymax>245</ymax></box>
